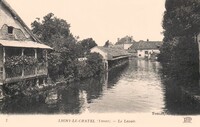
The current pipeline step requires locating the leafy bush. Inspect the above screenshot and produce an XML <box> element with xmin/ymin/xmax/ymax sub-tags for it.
<box><xmin>76</xmin><ymin>53</ymin><xmax>104</xmax><ymax>79</ymax></box>
<box><xmin>5</xmin><ymin>56</ymin><xmax>37</xmax><ymax>68</ymax></box>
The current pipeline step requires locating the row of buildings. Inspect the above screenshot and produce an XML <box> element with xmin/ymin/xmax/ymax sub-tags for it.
<box><xmin>90</xmin><ymin>36</ymin><xmax>163</xmax><ymax>71</ymax></box>
<box><xmin>115</xmin><ymin>36</ymin><xmax>163</xmax><ymax>59</ymax></box>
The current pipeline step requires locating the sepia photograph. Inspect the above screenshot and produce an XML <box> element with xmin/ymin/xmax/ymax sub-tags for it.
<box><xmin>0</xmin><ymin>0</ymin><xmax>200</xmax><ymax>126</ymax></box>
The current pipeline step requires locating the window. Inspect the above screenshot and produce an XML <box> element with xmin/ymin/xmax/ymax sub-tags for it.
<box><xmin>145</xmin><ymin>51</ymin><xmax>148</xmax><ymax>54</ymax></box>
<box><xmin>139</xmin><ymin>54</ymin><xmax>141</xmax><ymax>56</ymax></box>
<box><xmin>8</xmin><ymin>26</ymin><xmax>14</xmax><ymax>34</ymax></box>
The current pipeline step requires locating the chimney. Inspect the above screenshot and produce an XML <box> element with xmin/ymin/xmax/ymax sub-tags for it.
<box><xmin>117</xmin><ymin>38</ymin><xmax>120</xmax><ymax>42</ymax></box>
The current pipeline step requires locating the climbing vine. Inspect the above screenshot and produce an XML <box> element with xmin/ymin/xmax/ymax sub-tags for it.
<box><xmin>5</xmin><ymin>56</ymin><xmax>38</xmax><ymax>68</ymax></box>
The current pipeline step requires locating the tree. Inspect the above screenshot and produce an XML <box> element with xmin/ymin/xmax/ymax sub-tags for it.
<box><xmin>31</xmin><ymin>13</ymin><xmax>81</xmax><ymax>81</ymax></box>
<box><xmin>80</xmin><ymin>38</ymin><xmax>97</xmax><ymax>54</ymax></box>
<box><xmin>160</xmin><ymin>0</ymin><xmax>199</xmax><ymax>80</ymax></box>
<box><xmin>31</xmin><ymin>13</ymin><xmax>70</xmax><ymax>46</ymax></box>
<box><xmin>31</xmin><ymin>13</ymin><xmax>103</xmax><ymax>82</ymax></box>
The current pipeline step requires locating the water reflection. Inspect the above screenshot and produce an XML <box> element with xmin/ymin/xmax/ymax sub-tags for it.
<box><xmin>88</xmin><ymin>60</ymin><xmax>165</xmax><ymax>113</ymax></box>
<box><xmin>0</xmin><ymin>59</ymin><xmax>200</xmax><ymax>114</ymax></box>
<box><xmin>0</xmin><ymin>74</ymin><xmax>108</xmax><ymax>114</ymax></box>
<box><xmin>161</xmin><ymin>75</ymin><xmax>200</xmax><ymax>115</ymax></box>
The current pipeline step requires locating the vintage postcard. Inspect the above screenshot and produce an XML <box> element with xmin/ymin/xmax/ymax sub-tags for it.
<box><xmin>0</xmin><ymin>0</ymin><xmax>200</xmax><ymax>127</ymax></box>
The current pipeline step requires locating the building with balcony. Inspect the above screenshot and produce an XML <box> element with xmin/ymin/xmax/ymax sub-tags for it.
<box><xmin>0</xmin><ymin>0</ymin><xmax>52</xmax><ymax>88</ymax></box>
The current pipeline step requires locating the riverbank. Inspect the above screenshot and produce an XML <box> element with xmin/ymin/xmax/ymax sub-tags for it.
<box><xmin>180</xmin><ymin>84</ymin><xmax>200</xmax><ymax>104</ymax></box>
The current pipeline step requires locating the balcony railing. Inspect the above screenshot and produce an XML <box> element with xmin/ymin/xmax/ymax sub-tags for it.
<box><xmin>6</xmin><ymin>66</ymin><xmax>22</xmax><ymax>79</ymax></box>
<box><xmin>37</xmin><ymin>63</ymin><xmax>47</xmax><ymax>75</ymax></box>
<box><xmin>1</xmin><ymin>47</ymin><xmax>48</xmax><ymax>84</ymax></box>
<box><xmin>4</xmin><ymin>63</ymin><xmax>47</xmax><ymax>84</ymax></box>
<box><xmin>24</xmin><ymin>65</ymin><xmax>35</xmax><ymax>76</ymax></box>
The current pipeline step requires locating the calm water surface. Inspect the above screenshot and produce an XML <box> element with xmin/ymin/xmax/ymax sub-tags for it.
<box><xmin>1</xmin><ymin>59</ymin><xmax>200</xmax><ymax>114</ymax></box>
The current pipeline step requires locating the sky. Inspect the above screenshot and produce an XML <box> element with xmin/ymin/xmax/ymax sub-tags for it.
<box><xmin>6</xmin><ymin>0</ymin><xmax>166</xmax><ymax>46</ymax></box>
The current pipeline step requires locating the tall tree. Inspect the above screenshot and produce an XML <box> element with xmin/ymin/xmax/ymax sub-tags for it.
<box><xmin>31</xmin><ymin>13</ymin><xmax>103</xmax><ymax>82</ymax></box>
<box><xmin>80</xmin><ymin>38</ymin><xmax>97</xmax><ymax>53</ymax></box>
<box><xmin>160</xmin><ymin>0</ymin><xmax>199</xmax><ymax>80</ymax></box>
<box><xmin>31</xmin><ymin>13</ymin><xmax>80</xmax><ymax>81</ymax></box>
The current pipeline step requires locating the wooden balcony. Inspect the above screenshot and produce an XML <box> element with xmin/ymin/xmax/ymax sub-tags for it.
<box><xmin>0</xmin><ymin>46</ymin><xmax>51</xmax><ymax>85</ymax></box>
<box><xmin>4</xmin><ymin>63</ymin><xmax>47</xmax><ymax>84</ymax></box>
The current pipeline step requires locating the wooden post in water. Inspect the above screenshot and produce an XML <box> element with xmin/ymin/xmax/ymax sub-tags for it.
<box><xmin>103</xmin><ymin>59</ymin><xmax>108</xmax><ymax>71</ymax></box>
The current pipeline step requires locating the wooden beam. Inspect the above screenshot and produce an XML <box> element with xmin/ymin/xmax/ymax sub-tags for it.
<box><xmin>36</xmin><ymin>78</ymin><xmax>39</xmax><ymax>87</ymax></box>
<box><xmin>21</xmin><ymin>48</ymin><xmax>24</xmax><ymax>77</ymax></box>
<box><xmin>45</xmin><ymin>49</ymin><xmax>48</xmax><ymax>74</ymax></box>
<box><xmin>3</xmin><ymin>47</ymin><xmax>6</xmax><ymax>80</ymax></box>
<box><xmin>34</xmin><ymin>49</ymin><xmax>37</xmax><ymax>75</ymax></box>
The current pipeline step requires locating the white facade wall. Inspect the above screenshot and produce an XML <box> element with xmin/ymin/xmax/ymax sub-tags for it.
<box><xmin>90</xmin><ymin>47</ymin><xmax>108</xmax><ymax>60</ymax></box>
<box><xmin>124</xmin><ymin>44</ymin><xmax>133</xmax><ymax>50</ymax></box>
<box><xmin>116</xmin><ymin>44</ymin><xmax>132</xmax><ymax>50</ymax></box>
<box><xmin>137</xmin><ymin>49</ymin><xmax>160</xmax><ymax>59</ymax></box>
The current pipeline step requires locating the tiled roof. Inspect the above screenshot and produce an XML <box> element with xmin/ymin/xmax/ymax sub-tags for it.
<box><xmin>129</xmin><ymin>41</ymin><xmax>163</xmax><ymax>50</ymax></box>
<box><xmin>95</xmin><ymin>46</ymin><xmax>129</xmax><ymax>58</ymax></box>
<box><xmin>0</xmin><ymin>40</ymin><xmax>52</xmax><ymax>49</ymax></box>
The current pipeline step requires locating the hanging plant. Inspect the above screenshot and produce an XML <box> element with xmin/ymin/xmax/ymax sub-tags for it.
<box><xmin>23</xmin><ymin>56</ymin><xmax>38</xmax><ymax>66</ymax></box>
<box><xmin>5</xmin><ymin>56</ymin><xmax>38</xmax><ymax>69</ymax></box>
<box><xmin>5</xmin><ymin>56</ymin><xmax>24</xmax><ymax>68</ymax></box>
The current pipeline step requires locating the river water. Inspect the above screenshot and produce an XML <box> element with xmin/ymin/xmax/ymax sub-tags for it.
<box><xmin>1</xmin><ymin>59</ymin><xmax>200</xmax><ymax>115</ymax></box>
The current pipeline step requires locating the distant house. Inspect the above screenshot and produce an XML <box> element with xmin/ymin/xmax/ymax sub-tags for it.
<box><xmin>0</xmin><ymin>0</ymin><xmax>52</xmax><ymax>87</ymax></box>
<box><xmin>128</xmin><ymin>41</ymin><xmax>163</xmax><ymax>59</ymax></box>
<box><xmin>90</xmin><ymin>46</ymin><xmax>129</xmax><ymax>70</ymax></box>
<box><xmin>115</xmin><ymin>36</ymin><xmax>136</xmax><ymax>49</ymax></box>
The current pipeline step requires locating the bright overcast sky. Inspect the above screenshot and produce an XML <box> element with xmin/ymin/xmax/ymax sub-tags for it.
<box><xmin>6</xmin><ymin>0</ymin><xmax>165</xmax><ymax>46</ymax></box>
